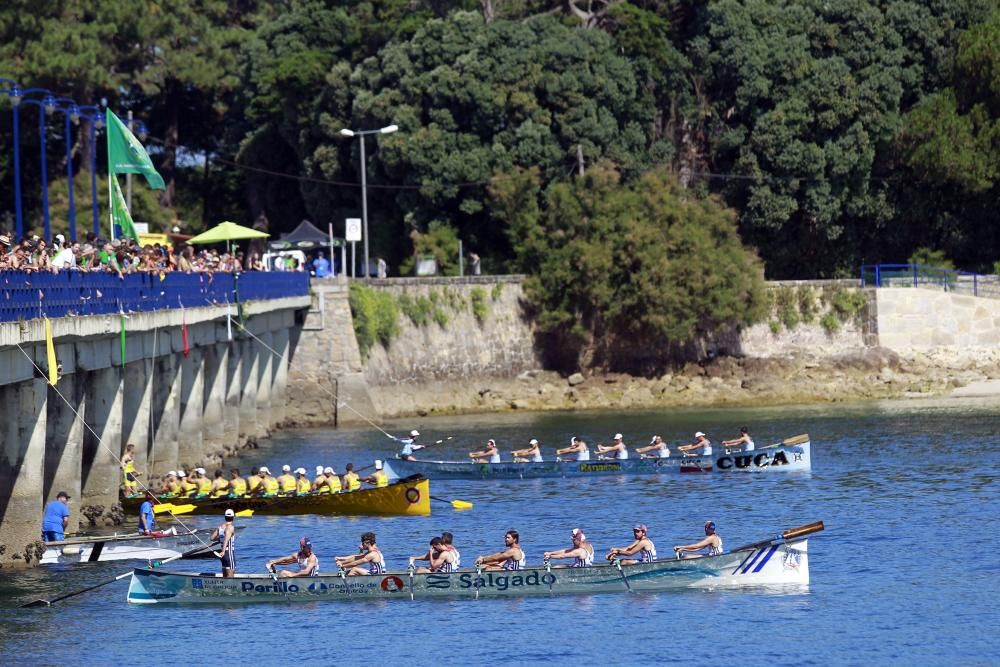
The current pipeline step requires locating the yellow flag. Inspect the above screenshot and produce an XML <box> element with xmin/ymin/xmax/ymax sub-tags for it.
<box><xmin>45</xmin><ymin>317</ymin><xmax>58</xmax><ymax>386</ymax></box>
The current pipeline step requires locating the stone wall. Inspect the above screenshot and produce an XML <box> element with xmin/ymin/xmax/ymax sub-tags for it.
<box><xmin>876</xmin><ymin>287</ymin><xmax>1000</xmax><ymax>350</ymax></box>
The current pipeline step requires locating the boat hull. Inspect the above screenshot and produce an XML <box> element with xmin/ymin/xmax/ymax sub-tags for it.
<box><xmin>384</xmin><ymin>440</ymin><xmax>811</xmax><ymax>480</ymax></box>
<box><xmin>41</xmin><ymin>528</ymin><xmax>233</xmax><ymax>565</ymax></box>
<box><xmin>122</xmin><ymin>477</ymin><xmax>431</xmax><ymax>517</ymax></box>
<box><xmin>127</xmin><ymin>540</ymin><xmax>809</xmax><ymax>604</ymax></box>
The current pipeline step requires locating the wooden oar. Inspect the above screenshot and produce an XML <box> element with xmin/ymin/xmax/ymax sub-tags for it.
<box><xmin>430</xmin><ymin>495</ymin><xmax>473</xmax><ymax>510</ymax></box>
<box><xmin>22</xmin><ymin>544</ymin><xmax>210</xmax><ymax>608</ymax></box>
<box><xmin>728</xmin><ymin>521</ymin><xmax>825</xmax><ymax>553</ymax></box>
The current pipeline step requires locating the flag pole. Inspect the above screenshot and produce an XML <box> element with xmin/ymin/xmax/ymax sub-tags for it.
<box><xmin>106</xmin><ymin>109</ymin><xmax>116</xmax><ymax>242</ymax></box>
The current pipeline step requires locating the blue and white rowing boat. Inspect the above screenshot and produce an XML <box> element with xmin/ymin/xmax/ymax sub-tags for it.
<box><xmin>384</xmin><ymin>434</ymin><xmax>811</xmax><ymax>480</ymax></box>
<box><xmin>126</xmin><ymin>522</ymin><xmax>822</xmax><ymax>604</ymax></box>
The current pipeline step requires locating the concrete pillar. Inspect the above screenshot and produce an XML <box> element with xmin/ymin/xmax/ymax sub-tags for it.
<box><xmin>203</xmin><ymin>343</ymin><xmax>227</xmax><ymax>451</ymax></box>
<box><xmin>238</xmin><ymin>338</ymin><xmax>258</xmax><ymax>440</ymax></box>
<box><xmin>44</xmin><ymin>374</ymin><xmax>84</xmax><ymax>534</ymax></box>
<box><xmin>121</xmin><ymin>359</ymin><xmax>152</xmax><ymax>478</ymax></box>
<box><xmin>256</xmin><ymin>331</ymin><xmax>273</xmax><ymax>436</ymax></box>
<box><xmin>81</xmin><ymin>367</ymin><xmax>123</xmax><ymax>520</ymax></box>
<box><xmin>150</xmin><ymin>354</ymin><xmax>180</xmax><ymax>476</ymax></box>
<box><xmin>0</xmin><ymin>379</ymin><xmax>47</xmax><ymax>566</ymax></box>
<box><xmin>177</xmin><ymin>349</ymin><xmax>204</xmax><ymax>468</ymax></box>
<box><xmin>224</xmin><ymin>342</ymin><xmax>241</xmax><ymax>445</ymax></box>
<box><xmin>271</xmin><ymin>328</ymin><xmax>289</xmax><ymax>426</ymax></box>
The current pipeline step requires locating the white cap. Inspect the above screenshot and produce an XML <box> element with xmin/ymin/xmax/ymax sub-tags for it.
<box><xmin>55</xmin><ymin>233</ymin><xmax>65</xmax><ymax>243</ymax></box>
<box><xmin>167</xmin><ymin>470</ymin><xmax>177</xmax><ymax>477</ymax></box>
<box><xmin>324</xmin><ymin>466</ymin><xmax>335</xmax><ymax>474</ymax></box>
<box><xmin>316</xmin><ymin>465</ymin><xmax>324</xmax><ymax>474</ymax></box>
<box><xmin>224</xmin><ymin>509</ymin><xmax>235</xmax><ymax>518</ymax></box>
<box><xmin>195</xmin><ymin>467</ymin><xmax>206</xmax><ymax>474</ymax></box>
<box><xmin>614</xmin><ymin>433</ymin><xmax>623</xmax><ymax>440</ymax></box>
<box><xmin>282</xmin><ymin>465</ymin><xmax>291</xmax><ymax>472</ymax></box>
<box><xmin>570</xmin><ymin>436</ymin><xmax>577</xmax><ymax>444</ymax></box>
<box><xmin>695</xmin><ymin>431</ymin><xmax>705</xmax><ymax>438</ymax></box>
<box><xmin>410</xmin><ymin>430</ymin><xmax>420</xmax><ymax>437</ymax></box>
<box><xmin>571</xmin><ymin>528</ymin><xmax>585</xmax><ymax>539</ymax></box>
<box><xmin>177</xmin><ymin>470</ymin><xmax>187</xmax><ymax>477</ymax></box>
<box><xmin>375</xmin><ymin>459</ymin><xmax>383</xmax><ymax>470</ymax></box>
<box><xmin>259</xmin><ymin>466</ymin><xmax>270</xmax><ymax>474</ymax></box>
<box><xmin>295</xmin><ymin>467</ymin><xmax>306</xmax><ymax>475</ymax></box>
<box><xmin>650</xmin><ymin>436</ymin><xmax>659</xmax><ymax>444</ymax></box>
<box><xmin>487</xmin><ymin>439</ymin><xmax>496</xmax><ymax>445</ymax></box>
<box><xmin>529</xmin><ymin>439</ymin><xmax>538</xmax><ymax>445</ymax></box>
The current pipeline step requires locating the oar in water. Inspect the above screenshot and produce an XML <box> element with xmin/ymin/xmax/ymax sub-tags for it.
<box><xmin>612</xmin><ymin>557</ymin><xmax>632</xmax><ymax>592</ymax></box>
<box><xmin>728</xmin><ymin>521</ymin><xmax>825</xmax><ymax>553</ymax></box>
<box><xmin>430</xmin><ymin>495</ymin><xmax>473</xmax><ymax>510</ymax></box>
<box><xmin>22</xmin><ymin>544</ymin><xmax>210</xmax><ymax>608</ymax></box>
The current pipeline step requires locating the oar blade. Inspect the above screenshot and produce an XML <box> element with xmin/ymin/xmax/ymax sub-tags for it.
<box><xmin>166</xmin><ymin>504</ymin><xmax>196</xmax><ymax>515</ymax></box>
<box><xmin>235</xmin><ymin>509</ymin><xmax>254</xmax><ymax>517</ymax></box>
<box><xmin>152</xmin><ymin>504</ymin><xmax>175</xmax><ymax>514</ymax></box>
<box><xmin>22</xmin><ymin>599</ymin><xmax>51</xmax><ymax>608</ymax></box>
<box><xmin>450</xmin><ymin>500</ymin><xmax>474</xmax><ymax>510</ymax></box>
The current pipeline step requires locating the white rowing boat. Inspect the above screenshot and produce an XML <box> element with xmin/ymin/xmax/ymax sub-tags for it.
<box><xmin>384</xmin><ymin>435</ymin><xmax>812</xmax><ymax>480</ymax></box>
<box><xmin>41</xmin><ymin>528</ymin><xmax>241</xmax><ymax>565</ymax></box>
<box><xmin>126</xmin><ymin>522</ymin><xmax>822</xmax><ymax>604</ymax></box>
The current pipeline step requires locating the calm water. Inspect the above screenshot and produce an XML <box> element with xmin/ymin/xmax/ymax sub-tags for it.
<box><xmin>2</xmin><ymin>398</ymin><xmax>999</xmax><ymax>666</ymax></box>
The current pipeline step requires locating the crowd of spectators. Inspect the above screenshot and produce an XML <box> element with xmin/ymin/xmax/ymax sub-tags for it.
<box><xmin>0</xmin><ymin>230</ymin><xmax>269</xmax><ymax>277</ymax></box>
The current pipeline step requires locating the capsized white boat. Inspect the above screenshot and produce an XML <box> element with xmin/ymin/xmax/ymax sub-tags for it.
<box><xmin>126</xmin><ymin>522</ymin><xmax>822</xmax><ymax>604</ymax></box>
<box><xmin>42</xmin><ymin>528</ymin><xmax>242</xmax><ymax>565</ymax></box>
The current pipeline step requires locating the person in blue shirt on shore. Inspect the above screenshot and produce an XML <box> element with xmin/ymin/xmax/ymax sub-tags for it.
<box><xmin>313</xmin><ymin>252</ymin><xmax>331</xmax><ymax>278</ymax></box>
<box><xmin>138</xmin><ymin>491</ymin><xmax>157</xmax><ymax>535</ymax></box>
<box><xmin>42</xmin><ymin>491</ymin><xmax>71</xmax><ymax>542</ymax></box>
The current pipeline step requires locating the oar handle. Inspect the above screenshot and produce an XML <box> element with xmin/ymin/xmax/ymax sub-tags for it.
<box><xmin>783</xmin><ymin>521</ymin><xmax>824</xmax><ymax>541</ymax></box>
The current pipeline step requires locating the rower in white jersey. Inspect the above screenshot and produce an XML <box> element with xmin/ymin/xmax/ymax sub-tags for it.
<box><xmin>555</xmin><ymin>436</ymin><xmax>589</xmax><ymax>462</ymax></box>
<box><xmin>335</xmin><ymin>531</ymin><xmax>386</xmax><ymax>576</ymax></box>
<box><xmin>468</xmin><ymin>439</ymin><xmax>501</xmax><ymax>463</ymax></box>
<box><xmin>673</xmin><ymin>520</ymin><xmax>724</xmax><ymax>559</ymax></box>
<box><xmin>266</xmin><ymin>536</ymin><xmax>319</xmax><ymax>577</ymax></box>
<box><xmin>511</xmin><ymin>438</ymin><xmax>544</xmax><ymax>462</ymax></box>
<box><xmin>636</xmin><ymin>435</ymin><xmax>670</xmax><ymax>458</ymax></box>
<box><xmin>596</xmin><ymin>433</ymin><xmax>629</xmax><ymax>460</ymax></box>
<box><xmin>678</xmin><ymin>431</ymin><xmax>712</xmax><ymax>457</ymax></box>
<box><xmin>476</xmin><ymin>529</ymin><xmax>525</xmax><ymax>571</ymax></box>
<box><xmin>606</xmin><ymin>524</ymin><xmax>657</xmax><ymax>565</ymax></box>
<box><xmin>722</xmin><ymin>427</ymin><xmax>755</xmax><ymax>452</ymax></box>
<box><xmin>543</xmin><ymin>528</ymin><xmax>595</xmax><ymax>568</ymax></box>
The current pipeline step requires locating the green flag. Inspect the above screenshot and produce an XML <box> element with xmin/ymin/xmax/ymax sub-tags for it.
<box><xmin>105</xmin><ymin>109</ymin><xmax>165</xmax><ymax>189</ymax></box>
<box><xmin>111</xmin><ymin>175</ymin><xmax>140</xmax><ymax>242</ymax></box>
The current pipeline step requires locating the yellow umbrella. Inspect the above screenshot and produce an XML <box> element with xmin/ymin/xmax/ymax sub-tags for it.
<box><xmin>187</xmin><ymin>221</ymin><xmax>269</xmax><ymax>245</ymax></box>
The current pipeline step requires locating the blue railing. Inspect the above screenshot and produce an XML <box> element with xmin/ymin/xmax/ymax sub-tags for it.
<box><xmin>0</xmin><ymin>271</ymin><xmax>310</xmax><ymax>323</ymax></box>
<box><xmin>860</xmin><ymin>264</ymin><xmax>1000</xmax><ymax>299</ymax></box>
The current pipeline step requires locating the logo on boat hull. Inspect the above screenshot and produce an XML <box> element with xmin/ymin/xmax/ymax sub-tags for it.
<box><xmin>381</xmin><ymin>575</ymin><xmax>405</xmax><ymax>592</ymax></box>
<box><xmin>579</xmin><ymin>463</ymin><xmax>621</xmax><ymax>473</ymax></box>
<box><xmin>716</xmin><ymin>451</ymin><xmax>790</xmax><ymax>470</ymax></box>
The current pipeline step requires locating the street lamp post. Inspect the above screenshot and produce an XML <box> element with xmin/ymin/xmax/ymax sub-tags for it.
<box><xmin>0</xmin><ymin>78</ymin><xmax>24</xmax><ymax>238</ymax></box>
<box><xmin>18</xmin><ymin>91</ymin><xmax>56</xmax><ymax>240</ymax></box>
<box><xmin>51</xmin><ymin>98</ymin><xmax>80</xmax><ymax>242</ymax></box>
<box><xmin>77</xmin><ymin>105</ymin><xmax>104</xmax><ymax>238</ymax></box>
<box><xmin>339</xmin><ymin>124</ymin><xmax>398</xmax><ymax>277</ymax></box>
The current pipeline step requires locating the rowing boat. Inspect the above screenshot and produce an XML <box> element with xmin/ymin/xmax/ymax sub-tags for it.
<box><xmin>41</xmin><ymin>527</ymin><xmax>243</xmax><ymax>565</ymax></box>
<box><xmin>122</xmin><ymin>476</ymin><xmax>431</xmax><ymax>517</ymax></box>
<box><xmin>384</xmin><ymin>435</ymin><xmax>812</xmax><ymax>480</ymax></box>
<box><xmin>126</xmin><ymin>522</ymin><xmax>821</xmax><ymax>604</ymax></box>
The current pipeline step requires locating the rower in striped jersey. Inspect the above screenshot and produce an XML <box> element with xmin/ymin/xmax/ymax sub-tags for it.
<box><xmin>476</xmin><ymin>529</ymin><xmax>525</xmax><ymax>571</ymax></box>
<box><xmin>410</xmin><ymin>537</ymin><xmax>459</xmax><ymax>573</ymax></box>
<box><xmin>335</xmin><ymin>532</ymin><xmax>385</xmax><ymax>576</ymax></box>
<box><xmin>543</xmin><ymin>527</ymin><xmax>595</xmax><ymax>568</ymax></box>
<box><xmin>606</xmin><ymin>524</ymin><xmax>657</xmax><ymax>565</ymax></box>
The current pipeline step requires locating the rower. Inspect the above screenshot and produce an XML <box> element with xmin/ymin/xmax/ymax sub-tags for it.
<box><xmin>276</xmin><ymin>465</ymin><xmax>297</xmax><ymax>495</ymax></box>
<box><xmin>294</xmin><ymin>468</ymin><xmax>312</xmax><ymax>495</ymax></box>
<box><xmin>596</xmin><ymin>433</ymin><xmax>628</xmax><ymax>460</ymax></box>
<box><xmin>543</xmin><ymin>527</ymin><xmax>594</xmax><ymax>568</ymax></box>
<box><xmin>468</xmin><ymin>439</ymin><xmax>501</xmax><ymax>463</ymax></box>
<box><xmin>160</xmin><ymin>471</ymin><xmax>178</xmax><ymax>497</ymax></box>
<box><xmin>362</xmin><ymin>460</ymin><xmax>389</xmax><ymax>488</ymax></box>
<box><xmin>722</xmin><ymin>427</ymin><xmax>755</xmax><ymax>453</ymax></box>
<box><xmin>441</xmin><ymin>531</ymin><xmax>461</xmax><ymax>568</ymax></box>
<box><xmin>606</xmin><ymin>524</ymin><xmax>657</xmax><ymax>565</ymax></box>
<box><xmin>475</xmin><ymin>529</ymin><xmax>525</xmax><ymax>571</ymax></box>
<box><xmin>342</xmin><ymin>463</ymin><xmax>361</xmax><ymax>492</ymax></box>
<box><xmin>194</xmin><ymin>468</ymin><xmax>213</xmax><ymax>498</ymax></box>
<box><xmin>267</xmin><ymin>536</ymin><xmax>319</xmax><ymax>578</ymax></box>
<box><xmin>255</xmin><ymin>467</ymin><xmax>280</xmax><ymax>497</ymax></box>
<box><xmin>41</xmin><ymin>491</ymin><xmax>71</xmax><ymax>542</ymax></box>
<box><xmin>247</xmin><ymin>467</ymin><xmax>261</xmax><ymax>495</ymax></box>
<box><xmin>138</xmin><ymin>491</ymin><xmax>157</xmax><ymax>535</ymax></box>
<box><xmin>511</xmin><ymin>438</ymin><xmax>543</xmax><ymax>463</ymax></box>
<box><xmin>324</xmin><ymin>466</ymin><xmax>342</xmax><ymax>493</ymax></box>
<box><xmin>555</xmin><ymin>436</ymin><xmax>590</xmax><ymax>462</ymax></box>
<box><xmin>229</xmin><ymin>468</ymin><xmax>248</xmax><ymax>497</ymax></box>
<box><xmin>409</xmin><ymin>536</ymin><xmax>459</xmax><ymax>573</ymax></box>
<box><xmin>211</xmin><ymin>509</ymin><xmax>237</xmax><ymax>577</ymax></box>
<box><xmin>120</xmin><ymin>443</ymin><xmax>140</xmax><ymax>497</ymax></box>
<box><xmin>636</xmin><ymin>435</ymin><xmax>670</xmax><ymax>459</ymax></box>
<box><xmin>397</xmin><ymin>429</ymin><xmax>424</xmax><ymax>461</ymax></box>
<box><xmin>210</xmin><ymin>469</ymin><xmax>230</xmax><ymax>498</ymax></box>
<box><xmin>335</xmin><ymin>532</ymin><xmax>385</xmax><ymax>576</ymax></box>
<box><xmin>674</xmin><ymin>520</ymin><xmax>724</xmax><ymax>559</ymax></box>
<box><xmin>312</xmin><ymin>465</ymin><xmax>327</xmax><ymax>491</ymax></box>
<box><xmin>678</xmin><ymin>431</ymin><xmax>712</xmax><ymax>457</ymax></box>
<box><xmin>178</xmin><ymin>470</ymin><xmax>197</xmax><ymax>498</ymax></box>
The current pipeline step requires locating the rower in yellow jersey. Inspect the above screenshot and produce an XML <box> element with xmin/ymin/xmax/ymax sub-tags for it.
<box><xmin>160</xmin><ymin>471</ymin><xmax>178</xmax><ymax>498</ymax></box>
<box><xmin>294</xmin><ymin>468</ymin><xmax>312</xmax><ymax>495</ymax></box>
<box><xmin>362</xmin><ymin>460</ymin><xmax>389</xmax><ymax>488</ymax></box>
<box><xmin>247</xmin><ymin>467</ymin><xmax>261</xmax><ymax>495</ymax></box>
<box><xmin>210</xmin><ymin>469</ymin><xmax>230</xmax><ymax>498</ymax></box>
<box><xmin>342</xmin><ymin>463</ymin><xmax>361</xmax><ymax>491</ymax></box>
<box><xmin>324</xmin><ymin>466</ymin><xmax>342</xmax><ymax>493</ymax></box>
<box><xmin>195</xmin><ymin>468</ymin><xmax>213</xmax><ymax>498</ymax></box>
<box><xmin>229</xmin><ymin>468</ymin><xmax>248</xmax><ymax>497</ymax></box>
<box><xmin>312</xmin><ymin>466</ymin><xmax>327</xmax><ymax>492</ymax></box>
<box><xmin>276</xmin><ymin>465</ymin><xmax>297</xmax><ymax>496</ymax></box>
<box><xmin>120</xmin><ymin>444</ymin><xmax>140</xmax><ymax>497</ymax></box>
<box><xmin>178</xmin><ymin>471</ymin><xmax>198</xmax><ymax>498</ymax></box>
<box><xmin>256</xmin><ymin>467</ymin><xmax>280</xmax><ymax>497</ymax></box>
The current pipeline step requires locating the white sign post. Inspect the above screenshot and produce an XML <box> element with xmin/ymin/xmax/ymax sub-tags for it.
<box><xmin>345</xmin><ymin>218</ymin><xmax>362</xmax><ymax>278</ymax></box>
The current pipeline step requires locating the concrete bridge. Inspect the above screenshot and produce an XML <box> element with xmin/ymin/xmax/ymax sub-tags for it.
<box><xmin>0</xmin><ymin>271</ymin><xmax>310</xmax><ymax>567</ymax></box>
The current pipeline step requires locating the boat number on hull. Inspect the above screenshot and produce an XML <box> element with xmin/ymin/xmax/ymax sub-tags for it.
<box><xmin>405</xmin><ymin>487</ymin><xmax>421</xmax><ymax>504</ymax></box>
<box><xmin>716</xmin><ymin>451</ymin><xmax>790</xmax><ymax>470</ymax></box>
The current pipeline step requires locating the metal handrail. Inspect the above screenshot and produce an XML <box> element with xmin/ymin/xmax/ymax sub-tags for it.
<box><xmin>860</xmin><ymin>264</ymin><xmax>1000</xmax><ymax>299</ymax></box>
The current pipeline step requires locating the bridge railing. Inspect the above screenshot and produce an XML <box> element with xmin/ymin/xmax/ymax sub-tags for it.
<box><xmin>0</xmin><ymin>271</ymin><xmax>309</xmax><ymax>323</ymax></box>
<box><xmin>860</xmin><ymin>264</ymin><xmax>1000</xmax><ymax>299</ymax></box>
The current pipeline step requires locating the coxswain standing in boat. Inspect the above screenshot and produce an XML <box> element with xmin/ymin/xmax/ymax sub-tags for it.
<box><xmin>229</xmin><ymin>468</ymin><xmax>248</xmax><ymax>498</ymax></box>
<box><xmin>606</xmin><ymin>524</ymin><xmax>657</xmax><ymax>564</ymax></box>
<box><xmin>636</xmin><ymin>435</ymin><xmax>670</xmax><ymax>459</ymax></box>
<box><xmin>212</xmin><ymin>509</ymin><xmax>237</xmax><ymax>577</ymax></box>
<box><xmin>468</xmin><ymin>439</ymin><xmax>501</xmax><ymax>463</ymax></box>
<box><xmin>268</xmin><ymin>537</ymin><xmax>320</xmax><ymax>578</ymax></box>
<box><xmin>138</xmin><ymin>491</ymin><xmax>157</xmax><ymax>535</ymax></box>
<box><xmin>543</xmin><ymin>528</ymin><xmax>594</xmax><ymax>568</ymax></box>
<box><xmin>294</xmin><ymin>468</ymin><xmax>312</xmax><ymax>495</ymax></box>
<box><xmin>210</xmin><ymin>469</ymin><xmax>230</xmax><ymax>498</ymax></box>
<box><xmin>511</xmin><ymin>438</ymin><xmax>544</xmax><ymax>462</ymax></box>
<box><xmin>596</xmin><ymin>433</ymin><xmax>629</xmax><ymax>460</ymax></box>
<box><xmin>335</xmin><ymin>532</ymin><xmax>385</xmax><ymax>576</ymax></box>
<box><xmin>555</xmin><ymin>436</ymin><xmax>590</xmax><ymax>462</ymax></box>
<box><xmin>722</xmin><ymin>427</ymin><xmax>754</xmax><ymax>453</ymax></box>
<box><xmin>276</xmin><ymin>465</ymin><xmax>297</xmax><ymax>495</ymax></box>
<box><xmin>41</xmin><ymin>491</ymin><xmax>71</xmax><ymax>542</ymax></box>
<box><xmin>120</xmin><ymin>443</ymin><xmax>141</xmax><ymax>497</ymax></box>
<box><xmin>674</xmin><ymin>521</ymin><xmax>724</xmax><ymax>559</ymax></box>
<box><xmin>396</xmin><ymin>429</ymin><xmax>423</xmax><ymax>461</ymax></box>
<box><xmin>476</xmin><ymin>529</ymin><xmax>525</xmax><ymax>571</ymax></box>
<box><xmin>362</xmin><ymin>460</ymin><xmax>389</xmax><ymax>487</ymax></box>
<box><xmin>678</xmin><ymin>432</ymin><xmax>712</xmax><ymax>457</ymax></box>
<box><xmin>342</xmin><ymin>463</ymin><xmax>362</xmax><ymax>491</ymax></box>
